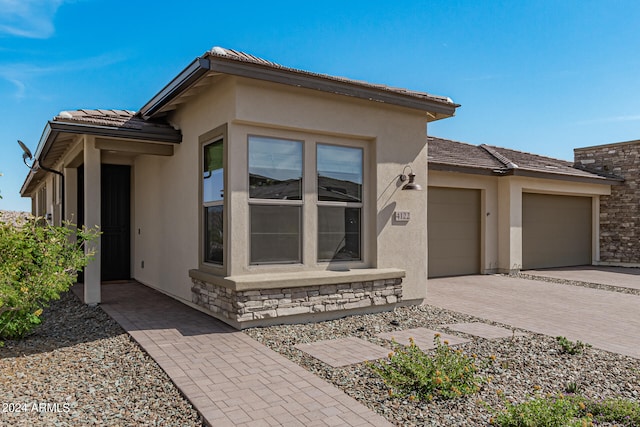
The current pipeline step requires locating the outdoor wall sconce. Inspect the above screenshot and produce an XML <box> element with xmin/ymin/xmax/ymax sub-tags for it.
<box><xmin>399</xmin><ymin>165</ymin><xmax>422</xmax><ymax>191</ymax></box>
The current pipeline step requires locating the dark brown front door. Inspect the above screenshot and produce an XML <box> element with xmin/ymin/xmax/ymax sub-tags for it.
<box><xmin>101</xmin><ymin>164</ymin><xmax>131</xmax><ymax>281</ymax></box>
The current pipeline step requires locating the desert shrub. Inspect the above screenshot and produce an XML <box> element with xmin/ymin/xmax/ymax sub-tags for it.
<box><xmin>0</xmin><ymin>216</ymin><xmax>98</xmax><ymax>341</ymax></box>
<box><xmin>491</xmin><ymin>392</ymin><xmax>640</xmax><ymax>427</ymax></box>
<box><xmin>372</xmin><ymin>334</ymin><xmax>487</xmax><ymax>401</ymax></box>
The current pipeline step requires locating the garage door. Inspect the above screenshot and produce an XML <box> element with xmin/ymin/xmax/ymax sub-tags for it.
<box><xmin>522</xmin><ymin>193</ymin><xmax>591</xmax><ymax>269</ymax></box>
<box><xmin>428</xmin><ymin>187</ymin><xmax>481</xmax><ymax>278</ymax></box>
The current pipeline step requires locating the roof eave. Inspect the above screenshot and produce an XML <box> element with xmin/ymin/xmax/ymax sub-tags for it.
<box><xmin>428</xmin><ymin>162</ymin><xmax>623</xmax><ymax>185</ymax></box>
<box><xmin>48</xmin><ymin>121</ymin><xmax>182</xmax><ymax>144</ymax></box>
<box><xmin>208</xmin><ymin>56</ymin><xmax>459</xmax><ymax>118</ymax></box>
<box><xmin>428</xmin><ymin>162</ymin><xmax>499</xmax><ymax>176</ymax></box>
<box><xmin>140</xmin><ymin>52</ymin><xmax>459</xmax><ymax>120</ymax></box>
<box><xmin>139</xmin><ymin>57</ymin><xmax>211</xmax><ymax>119</ymax></box>
<box><xmin>508</xmin><ymin>168</ymin><xmax>624</xmax><ymax>185</ymax></box>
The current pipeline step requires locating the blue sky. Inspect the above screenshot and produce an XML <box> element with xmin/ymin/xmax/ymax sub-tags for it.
<box><xmin>1</xmin><ymin>0</ymin><xmax>639</xmax><ymax>211</ymax></box>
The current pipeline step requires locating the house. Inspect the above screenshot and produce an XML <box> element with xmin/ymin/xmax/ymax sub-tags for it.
<box><xmin>20</xmin><ymin>47</ymin><xmax>459</xmax><ymax>328</ymax></box>
<box><xmin>575</xmin><ymin>140</ymin><xmax>640</xmax><ymax>266</ymax></box>
<box><xmin>427</xmin><ymin>137</ymin><xmax>622</xmax><ymax>277</ymax></box>
<box><xmin>21</xmin><ymin>47</ymin><xmax>624</xmax><ymax>329</ymax></box>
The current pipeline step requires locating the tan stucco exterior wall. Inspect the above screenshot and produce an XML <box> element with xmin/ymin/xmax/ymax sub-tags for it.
<box><xmin>131</xmin><ymin>76</ymin><xmax>431</xmax><ymax>304</ymax></box>
<box><xmin>231</xmin><ymin>78</ymin><xmax>429</xmax><ymax>301</ymax></box>
<box><xmin>132</xmin><ymin>77</ymin><xmax>236</xmax><ymax>301</ymax></box>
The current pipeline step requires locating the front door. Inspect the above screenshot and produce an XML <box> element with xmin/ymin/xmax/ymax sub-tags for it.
<box><xmin>101</xmin><ymin>164</ymin><xmax>131</xmax><ymax>281</ymax></box>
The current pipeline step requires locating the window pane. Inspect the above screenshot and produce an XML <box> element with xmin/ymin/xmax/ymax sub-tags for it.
<box><xmin>249</xmin><ymin>136</ymin><xmax>302</xmax><ymax>200</ymax></box>
<box><xmin>203</xmin><ymin>140</ymin><xmax>224</xmax><ymax>203</ymax></box>
<box><xmin>317</xmin><ymin>144</ymin><xmax>362</xmax><ymax>202</ymax></box>
<box><xmin>250</xmin><ymin>205</ymin><xmax>301</xmax><ymax>264</ymax></box>
<box><xmin>205</xmin><ymin>205</ymin><xmax>223</xmax><ymax>264</ymax></box>
<box><xmin>318</xmin><ymin>206</ymin><xmax>361</xmax><ymax>261</ymax></box>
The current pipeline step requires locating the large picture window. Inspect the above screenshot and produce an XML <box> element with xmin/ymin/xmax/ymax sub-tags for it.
<box><xmin>203</xmin><ymin>139</ymin><xmax>223</xmax><ymax>264</ymax></box>
<box><xmin>248</xmin><ymin>136</ymin><xmax>303</xmax><ymax>264</ymax></box>
<box><xmin>317</xmin><ymin>144</ymin><xmax>363</xmax><ymax>261</ymax></box>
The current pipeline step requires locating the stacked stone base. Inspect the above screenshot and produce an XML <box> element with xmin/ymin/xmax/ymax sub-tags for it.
<box><xmin>191</xmin><ymin>278</ymin><xmax>403</xmax><ymax>325</ymax></box>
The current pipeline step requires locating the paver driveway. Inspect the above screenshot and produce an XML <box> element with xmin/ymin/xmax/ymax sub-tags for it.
<box><xmin>427</xmin><ymin>274</ymin><xmax>640</xmax><ymax>359</ymax></box>
<box><xmin>526</xmin><ymin>266</ymin><xmax>640</xmax><ymax>291</ymax></box>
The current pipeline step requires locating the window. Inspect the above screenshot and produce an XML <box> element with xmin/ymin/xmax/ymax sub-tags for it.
<box><xmin>203</xmin><ymin>139</ymin><xmax>223</xmax><ymax>264</ymax></box>
<box><xmin>317</xmin><ymin>144</ymin><xmax>363</xmax><ymax>261</ymax></box>
<box><xmin>248</xmin><ymin>136</ymin><xmax>303</xmax><ymax>264</ymax></box>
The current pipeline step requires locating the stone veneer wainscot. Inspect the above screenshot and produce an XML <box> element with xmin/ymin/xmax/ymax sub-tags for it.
<box><xmin>575</xmin><ymin>140</ymin><xmax>640</xmax><ymax>265</ymax></box>
<box><xmin>189</xmin><ymin>269</ymin><xmax>404</xmax><ymax>328</ymax></box>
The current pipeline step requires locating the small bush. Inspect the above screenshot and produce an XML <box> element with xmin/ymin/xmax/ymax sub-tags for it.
<box><xmin>0</xmin><ymin>217</ymin><xmax>98</xmax><ymax>340</ymax></box>
<box><xmin>585</xmin><ymin>397</ymin><xmax>640</xmax><ymax>426</ymax></box>
<box><xmin>372</xmin><ymin>334</ymin><xmax>487</xmax><ymax>401</ymax></box>
<box><xmin>491</xmin><ymin>393</ymin><xmax>640</xmax><ymax>427</ymax></box>
<box><xmin>556</xmin><ymin>336</ymin><xmax>590</xmax><ymax>355</ymax></box>
<box><xmin>491</xmin><ymin>393</ymin><xmax>589</xmax><ymax>427</ymax></box>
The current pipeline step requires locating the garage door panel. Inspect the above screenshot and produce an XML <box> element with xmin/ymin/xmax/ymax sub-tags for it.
<box><xmin>428</xmin><ymin>187</ymin><xmax>480</xmax><ymax>278</ymax></box>
<box><xmin>523</xmin><ymin>193</ymin><xmax>591</xmax><ymax>270</ymax></box>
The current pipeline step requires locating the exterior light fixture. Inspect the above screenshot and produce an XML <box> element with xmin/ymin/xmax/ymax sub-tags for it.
<box><xmin>399</xmin><ymin>165</ymin><xmax>422</xmax><ymax>191</ymax></box>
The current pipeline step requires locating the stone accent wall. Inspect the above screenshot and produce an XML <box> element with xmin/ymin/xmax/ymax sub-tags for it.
<box><xmin>575</xmin><ymin>141</ymin><xmax>640</xmax><ymax>264</ymax></box>
<box><xmin>191</xmin><ymin>278</ymin><xmax>403</xmax><ymax>325</ymax></box>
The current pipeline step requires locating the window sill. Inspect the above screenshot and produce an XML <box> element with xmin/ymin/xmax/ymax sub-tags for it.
<box><xmin>188</xmin><ymin>267</ymin><xmax>405</xmax><ymax>292</ymax></box>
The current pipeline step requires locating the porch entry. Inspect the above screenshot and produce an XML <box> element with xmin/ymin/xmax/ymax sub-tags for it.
<box><xmin>101</xmin><ymin>164</ymin><xmax>131</xmax><ymax>281</ymax></box>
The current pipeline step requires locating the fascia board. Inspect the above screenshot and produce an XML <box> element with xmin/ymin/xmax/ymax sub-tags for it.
<box><xmin>47</xmin><ymin>121</ymin><xmax>182</xmax><ymax>143</ymax></box>
<box><xmin>209</xmin><ymin>58</ymin><xmax>459</xmax><ymax>117</ymax></box>
<box><xmin>139</xmin><ymin>57</ymin><xmax>210</xmax><ymax>119</ymax></box>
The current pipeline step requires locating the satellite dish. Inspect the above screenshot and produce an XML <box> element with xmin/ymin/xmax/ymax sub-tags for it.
<box><xmin>18</xmin><ymin>140</ymin><xmax>33</xmax><ymax>160</ymax></box>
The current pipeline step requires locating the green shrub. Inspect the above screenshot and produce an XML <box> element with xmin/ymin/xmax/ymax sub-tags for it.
<box><xmin>491</xmin><ymin>393</ymin><xmax>589</xmax><ymax>427</ymax></box>
<box><xmin>584</xmin><ymin>397</ymin><xmax>640</xmax><ymax>426</ymax></box>
<box><xmin>372</xmin><ymin>334</ymin><xmax>487</xmax><ymax>401</ymax></box>
<box><xmin>491</xmin><ymin>393</ymin><xmax>640</xmax><ymax>427</ymax></box>
<box><xmin>556</xmin><ymin>336</ymin><xmax>590</xmax><ymax>355</ymax></box>
<box><xmin>0</xmin><ymin>217</ymin><xmax>98</xmax><ymax>341</ymax></box>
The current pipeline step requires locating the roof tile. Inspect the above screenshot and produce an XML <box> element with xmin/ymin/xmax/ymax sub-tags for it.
<box><xmin>428</xmin><ymin>136</ymin><xmax>614</xmax><ymax>180</ymax></box>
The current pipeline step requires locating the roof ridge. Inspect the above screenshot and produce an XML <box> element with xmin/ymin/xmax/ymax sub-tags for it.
<box><xmin>479</xmin><ymin>144</ymin><xmax>518</xmax><ymax>169</ymax></box>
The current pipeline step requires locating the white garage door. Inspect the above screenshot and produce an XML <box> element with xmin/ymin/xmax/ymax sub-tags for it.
<box><xmin>428</xmin><ymin>187</ymin><xmax>481</xmax><ymax>278</ymax></box>
<box><xmin>522</xmin><ymin>193</ymin><xmax>592</xmax><ymax>269</ymax></box>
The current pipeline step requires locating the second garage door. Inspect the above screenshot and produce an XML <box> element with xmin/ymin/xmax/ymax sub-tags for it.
<box><xmin>522</xmin><ymin>193</ymin><xmax>592</xmax><ymax>270</ymax></box>
<box><xmin>428</xmin><ymin>187</ymin><xmax>481</xmax><ymax>278</ymax></box>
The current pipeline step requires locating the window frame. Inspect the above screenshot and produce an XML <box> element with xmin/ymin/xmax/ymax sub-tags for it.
<box><xmin>199</xmin><ymin>124</ymin><xmax>227</xmax><ymax>274</ymax></box>
<box><xmin>316</xmin><ymin>142</ymin><xmax>364</xmax><ymax>262</ymax></box>
<box><xmin>247</xmin><ymin>134</ymin><xmax>304</xmax><ymax>265</ymax></box>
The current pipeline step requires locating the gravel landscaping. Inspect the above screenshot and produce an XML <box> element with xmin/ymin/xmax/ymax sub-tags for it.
<box><xmin>0</xmin><ymin>291</ymin><xmax>203</xmax><ymax>427</ymax></box>
<box><xmin>2</xmin><ymin>209</ymin><xmax>638</xmax><ymax>426</ymax></box>
<box><xmin>245</xmin><ymin>293</ymin><xmax>640</xmax><ymax>426</ymax></box>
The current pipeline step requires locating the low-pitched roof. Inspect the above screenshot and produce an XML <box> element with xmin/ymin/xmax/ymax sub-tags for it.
<box><xmin>139</xmin><ymin>46</ymin><xmax>460</xmax><ymax>120</ymax></box>
<box><xmin>20</xmin><ymin>109</ymin><xmax>181</xmax><ymax>196</ymax></box>
<box><xmin>428</xmin><ymin>136</ymin><xmax>623</xmax><ymax>185</ymax></box>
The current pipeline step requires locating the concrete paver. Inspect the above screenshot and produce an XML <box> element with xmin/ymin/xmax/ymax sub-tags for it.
<box><xmin>74</xmin><ymin>282</ymin><xmax>391</xmax><ymax>427</ymax></box>
<box><xmin>442</xmin><ymin>322</ymin><xmax>526</xmax><ymax>339</ymax></box>
<box><xmin>525</xmin><ymin>266</ymin><xmax>640</xmax><ymax>290</ymax></box>
<box><xmin>428</xmin><ymin>274</ymin><xmax>640</xmax><ymax>359</ymax></box>
<box><xmin>294</xmin><ymin>337</ymin><xmax>389</xmax><ymax>367</ymax></box>
<box><xmin>377</xmin><ymin>328</ymin><xmax>469</xmax><ymax>350</ymax></box>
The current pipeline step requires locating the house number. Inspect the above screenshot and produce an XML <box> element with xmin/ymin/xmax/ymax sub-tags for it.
<box><xmin>395</xmin><ymin>211</ymin><xmax>410</xmax><ymax>221</ymax></box>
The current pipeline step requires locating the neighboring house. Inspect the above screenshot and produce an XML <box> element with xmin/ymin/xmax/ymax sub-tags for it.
<box><xmin>575</xmin><ymin>140</ymin><xmax>640</xmax><ymax>266</ymax></box>
<box><xmin>20</xmin><ymin>47</ymin><xmax>459</xmax><ymax>328</ymax></box>
<box><xmin>427</xmin><ymin>137</ymin><xmax>622</xmax><ymax>277</ymax></box>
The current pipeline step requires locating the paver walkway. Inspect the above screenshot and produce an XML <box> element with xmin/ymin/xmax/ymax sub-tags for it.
<box><xmin>428</xmin><ymin>275</ymin><xmax>640</xmax><ymax>359</ymax></box>
<box><xmin>73</xmin><ymin>282</ymin><xmax>391</xmax><ymax>427</ymax></box>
